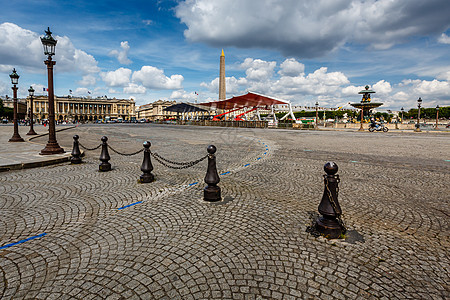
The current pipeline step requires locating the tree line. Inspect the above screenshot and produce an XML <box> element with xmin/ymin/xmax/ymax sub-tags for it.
<box><xmin>265</xmin><ymin>106</ymin><xmax>449</xmax><ymax>122</ymax></box>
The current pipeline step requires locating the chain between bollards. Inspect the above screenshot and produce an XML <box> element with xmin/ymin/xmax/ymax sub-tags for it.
<box><xmin>108</xmin><ymin>144</ymin><xmax>144</xmax><ymax>156</ymax></box>
<box><xmin>151</xmin><ymin>151</ymin><xmax>208</xmax><ymax>169</ymax></box>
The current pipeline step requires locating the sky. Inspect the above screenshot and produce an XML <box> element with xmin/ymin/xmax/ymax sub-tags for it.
<box><xmin>0</xmin><ymin>0</ymin><xmax>449</xmax><ymax>110</ymax></box>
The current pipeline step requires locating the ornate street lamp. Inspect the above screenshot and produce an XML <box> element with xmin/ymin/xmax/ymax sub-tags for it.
<box><xmin>400</xmin><ymin>107</ymin><xmax>404</xmax><ymax>124</ymax></box>
<box><xmin>27</xmin><ymin>86</ymin><xmax>37</xmax><ymax>135</ymax></box>
<box><xmin>414</xmin><ymin>97</ymin><xmax>422</xmax><ymax>132</ymax></box>
<box><xmin>435</xmin><ymin>105</ymin><xmax>439</xmax><ymax>130</ymax></box>
<box><xmin>8</xmin><ymin>68</ymin><xmax>25</xmax><ymax>142</ymax></box>
<box><xmin>315</xmin><ymin>101</ymin><xmax>319</xmax><ymax>129</ymax></box>
<box><xmin>40</xmin><ymin>27</ymin><xmax>64</xmax><ymax>154</ymax></box>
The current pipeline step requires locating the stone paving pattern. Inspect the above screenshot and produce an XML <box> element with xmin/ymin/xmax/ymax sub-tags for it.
<box><xmin>0</xmin><ymin>124</ymin><xmax>449</xmax><ymax>299</ymax></box>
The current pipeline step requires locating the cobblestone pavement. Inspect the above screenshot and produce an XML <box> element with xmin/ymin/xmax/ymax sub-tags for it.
<box><xmin>0</xmin><ymin>124</ymin><xmax>449</xmax><ymax>299</ymax></box>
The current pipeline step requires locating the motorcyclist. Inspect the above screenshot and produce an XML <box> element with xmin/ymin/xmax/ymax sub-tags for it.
<box><xmin>370</xmin><ymin>118</ymin><xmax>379</xmax><ymax>129</ymax></box>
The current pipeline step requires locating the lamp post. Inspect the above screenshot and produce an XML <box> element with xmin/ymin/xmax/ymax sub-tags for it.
<box><xmin>414</xmin><ymin>97</ymin><xmax>422</xmax><ymax>132</ymax></box>
<box><xmin>435</xmin><ymin>105</ymin><xmax>439</xmax><ymax>130</ymax></box>
<box><xmin>27</xmin><ymin>86</ymin><xmax>37</xmax><ymax>135</ymax></box>
<box><xmin>400</xmin><ymin>107</ymin><xmax>404</xmax><ymax>124</ymax></box>
<box><xmin>358</xmin><ymin>107</ymin><xmax>364</xmax><ymax>131</ymax></box>
<box><xmin>315</xmin><ymin>101</ymin><xmax>319</xmax><ymax>129</ymax></box>
<box><xmin>8</xmin><ymin>68</ymin><xmax>25</xmax><ymax>142</ymax></box>
<box><xmin>40</xmin><ymin>27</ymin><xmax>64</xmax><ymax>154</ymax></box>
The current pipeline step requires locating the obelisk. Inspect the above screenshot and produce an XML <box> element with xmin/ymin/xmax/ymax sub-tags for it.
<box><xmin>219</xmin><ymin>49</ymin><xmax>226</xmax><ymax>100</ymax></box>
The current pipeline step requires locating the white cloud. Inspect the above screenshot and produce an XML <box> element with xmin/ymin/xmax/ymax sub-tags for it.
<box><xmin>78</xmin><ymin>74</ymin><xmax>97</xmax><ymax>86</ymax></box>
<box><xmin>0</xmin><ymin>23</ymin><xmax>100</xmax><ymax>74</ymax></box>
<box><xmin>132</xmin><ymin>66</ymin><xmax>183</xmax><ymax>89</ymax></box>
<box><xmin>372</xmin><ymin>80</ymin><xmax>392</xmax><ymax>95</ymax></box>
<box><xmin>124</xmin><ymin>83</ymin><xmax>146</xmax><ymax>94</ymax></box>
<box><xmin>403</xmin><ymin>79</ymin><xmax>450</xmax><ymax>97</ymax></box>
<box><xmin>279</xmin><ymin>58</ymin><xmax>305</xmax><ymax>77</ymax></box>
<box><xmin>100</xmin><ymin>68</ymin><xmax>132</xmax><ymax>87</ymax></box>
<box><xmin>241</xmin><ymin>58</ymin><xmax>276</xmax><ymax>81</ymax></box>
<box><xmin>170</xmin><ymin>90</ymin><xmax>197</xmax><ymax>102</ymax></box>
<box><xmin>201</xmin><ymin>76</ymin><xmax>246</xmax><ymax>95</ymax></box>
<box><xmin>75</xmin><ymin>87</ymin><xmax>89</xmax><ymax>95</ymax></box>
<box><xmin>176</xmin><ymin>0</ymin><xmax>450</xmax><ymax>57</ymax></box>
<box><xmin>438</xmin><ymin>33</ymin><xmax>450</xmax><ymax>44</ymax></box>
<box><xmin>109</xmin><ymin>41</ymin><xmax>132</xmax><ymax>65</ymax></box>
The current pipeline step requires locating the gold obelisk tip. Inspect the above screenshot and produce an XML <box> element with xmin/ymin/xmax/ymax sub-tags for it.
<box><xmin>221</xmin><ymin>49</ymin><xmax>224</xmax><ymax>56</ymax></box>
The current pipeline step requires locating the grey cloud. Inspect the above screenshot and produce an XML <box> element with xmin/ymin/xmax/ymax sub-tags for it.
<box><xmin>175</xmin><ymin>0</ymin><xmax>450</xmax><ymax>58</ymax></box>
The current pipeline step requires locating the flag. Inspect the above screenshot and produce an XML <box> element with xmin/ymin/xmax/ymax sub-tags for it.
<box><xmin>43</xmin><ymin>88</ymin><xmax>48</xmax><ymax>92</ymax></box>
<box><xmin>69</xmin><ymin>89</ymin><xmax>72</xmax><ymax>94</ymax></box>
<box><xmin>88</xmin><ymin>91</ymin><xmax>91</xmax><ymax>94</ymax></box>
<box><xmin>195</xmin><ymin>91</ymin><xmax>198</xmax><ymax>95</ymax></box>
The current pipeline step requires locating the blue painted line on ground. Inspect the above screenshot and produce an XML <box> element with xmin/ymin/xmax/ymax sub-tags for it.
<box><xmin>445</xmin><ymin>160</ymin><xmax>450</xmax><ymax>162</ymax></box>
<box><xmin>0</xmin><ymin>233</ymin><xmax>47</xmax><ymax>250</ymax></box>
<box><xmin>188</xmin><ymin>182</ymin><xmax>198</xmax><ymax>186</ymax></box>
<box><xmin>304</xmin><ymin>149</ymin><xmax>312</xmax><ymax>152</ymax></box>
<box><xmin>220</xmin><ymin>171</ymin><xmax>231</xmax><ymax>175</ymax></box>
<box><xmin>257</xmin><ymin>157</ymin><xmax>261</xmax><ymax>160</ymax></box>
<box><xmin>118</xmin><ymin>201</ymin><xmax>143</xmax><ymax>210</ymax></box>
<box><xmin>244</xmin><ymin>163</ymin><xmax>250</xmax><ymax>167</ymax></box>
<box><xmin>351</xmin><ymin>161</ymin><xmax>358</xmax><ymax>163</ymax></box>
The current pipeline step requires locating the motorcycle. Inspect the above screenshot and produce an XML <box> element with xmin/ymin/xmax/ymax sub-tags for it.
<box><xmin>369</xmin><ymin>123</ymin><xmax>388</xmax><ymax>132</ymax></box>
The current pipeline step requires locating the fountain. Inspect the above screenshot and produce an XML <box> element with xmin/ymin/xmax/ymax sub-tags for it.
<box><xmin>350</xmin><ymin>85</ymin><xmax>383</xmax><ymax>115</ymax></box>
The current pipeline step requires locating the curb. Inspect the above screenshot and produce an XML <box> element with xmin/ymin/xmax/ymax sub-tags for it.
<box><xmin>1</xmin><ymin>125</ymin><xmax>78</xmax><ymax>172</ymax></box>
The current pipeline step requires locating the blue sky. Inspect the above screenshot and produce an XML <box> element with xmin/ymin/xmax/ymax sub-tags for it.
<box><xmin>0</xmin><ymin>0</ymin><xmax>449</xmax><ymax>110</ymax></box>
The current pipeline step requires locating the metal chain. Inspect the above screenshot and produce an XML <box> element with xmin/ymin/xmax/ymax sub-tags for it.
<box><xmin>151</xmin><ymin>151</ymin><xmax>207</xmax><ymax>166</ymax></box>
<box><xmin>79</xmin><ymin>142</ymin><xmax>102</xmax><ymax>151</ymax></box>
<box><xmin>107</xmin><ymin>145</ymin><xmax>144</xmax><ymax>156</ymax></box>
<box><xmin>150</xmin><ymin>151</ymin><xmax>208</xmax><ymax>169</ymax></box>
<box><xmin>325</xmin><ymin>175</ymin><xmax>347</xmax><ymax>233</ymax></box>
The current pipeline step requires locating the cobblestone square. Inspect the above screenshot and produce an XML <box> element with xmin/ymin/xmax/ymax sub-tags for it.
<box><xmin>0</xmin><ymin>124</ymin><xmax>449</xmax><ymax>299</ymax></box>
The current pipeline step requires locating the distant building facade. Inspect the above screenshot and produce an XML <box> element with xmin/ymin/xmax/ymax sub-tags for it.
<box><xmin>136</xmin><ymin>100</ymin><xmax>178</xmax><ymax>121</ymax></box>
<box><xmin>2</xmin><ymin>97</ymin><xmax>27</xmax><ymax>119</ymax></box>
<box><xmin>28</xmin><ymin>95</ymin><xmax>136</xmax><ymax>122</ymax></box>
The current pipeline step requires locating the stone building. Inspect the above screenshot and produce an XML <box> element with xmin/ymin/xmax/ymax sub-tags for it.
<box><xmin>2</xmin><ymin>97</ymin><xmax>27</xmax><ymax>119</ymax></box>
<box><xmin>136</xmin><ymin>100</ymin><xmax>178</xmax><ymax>121</ymax></box>
<box><xmin>28</xmin><ymin>95</ymin><xmax>136</xmax><ymax>122</ymax></box>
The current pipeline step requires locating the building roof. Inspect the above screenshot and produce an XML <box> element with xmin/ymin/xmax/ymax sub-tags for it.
<box><xmin>163</xmin><ymin>103</ymin><xmax>208</xmax><ymax>113</ymax></box>
<box><xmin>198</xmin><ymin>91</ymin><xmax>290</xmax><ymax>110</ymax></box>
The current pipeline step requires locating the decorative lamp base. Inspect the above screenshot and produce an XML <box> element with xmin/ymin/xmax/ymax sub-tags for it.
<box><xmin>9</xmin><ymin>136</ymin><xmax>25</xmax><ymax>142</ymax></box>
<box><xmin>40</xmin><ymin>143</ymin><xmax>64</xmax><ymax>155</ymax></box>
<box><xmin>27</xmin><ymin>130</ymin><xmax>38</xmax><ymax>135</ymax></box>
<box><xmin>204</xmin><ymin>185</ymin><xmax>221</xmax><ymax>202</ymax></box>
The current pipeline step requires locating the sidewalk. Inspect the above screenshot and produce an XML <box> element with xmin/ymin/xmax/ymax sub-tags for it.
<box><xmin>0</xmin><ymin>124</ymin><xmax>73</xmax><ymax>171</ymax></box>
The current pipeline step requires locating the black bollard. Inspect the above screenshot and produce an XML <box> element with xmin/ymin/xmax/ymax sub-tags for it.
<box><xmin>140</xmin><ymin>141</ymin><xmax>154</xmax><ymax>183</ymax></box>
<box><xmin>99</xmin><ymin>136</ymin><xmax>111</xmax><ymax>172</ymax></box>
<box><xmin>315</xmin><ymin>162</ymin><xmax>344</xmax><ymax>239</ymax></box>
<box><xmin>70</xmin><ymin>135</ymin><xmax>82</xmax><ymax>164</ymax></box>
<box><xmin>204</xmin><ymin>145</ymin><xmax>221</xmax><ymax>202</ymax></box>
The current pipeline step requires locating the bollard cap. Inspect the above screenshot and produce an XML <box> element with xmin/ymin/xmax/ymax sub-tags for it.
<box><xmin>207</xmin><ymin>145</ymin><xmax>216</xmax><ymax>154</ymax></box>
<box><xmin>143</xmin><ymin>141</ymin><xmax>151</xmax><ymax>148</ymax></box>
<box><xmin>101</xmin><ymin>136</ymin><xmax>108</xmax><ymax>142</ymax></box>
<box><xmin>73</xmin><ymin>134</ymin><xmax>79</xmax><ymax>140</ymax></box>
<box><xmin>324</xmin><ymin>161</ymin><xmax>338</xmax><ymax>175</ymax></box>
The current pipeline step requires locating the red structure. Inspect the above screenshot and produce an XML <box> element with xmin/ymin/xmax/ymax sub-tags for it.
<box><xmin>199</xmin><ymin>92</ymin><xmax>290</xmax><ymax>121</ymax></box>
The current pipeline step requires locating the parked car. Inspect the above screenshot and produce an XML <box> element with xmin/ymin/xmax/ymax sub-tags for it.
<box><xmin>2</xmin><ymin>118</ymin><xmax>8</xmax><ymax>124</ymax></box>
